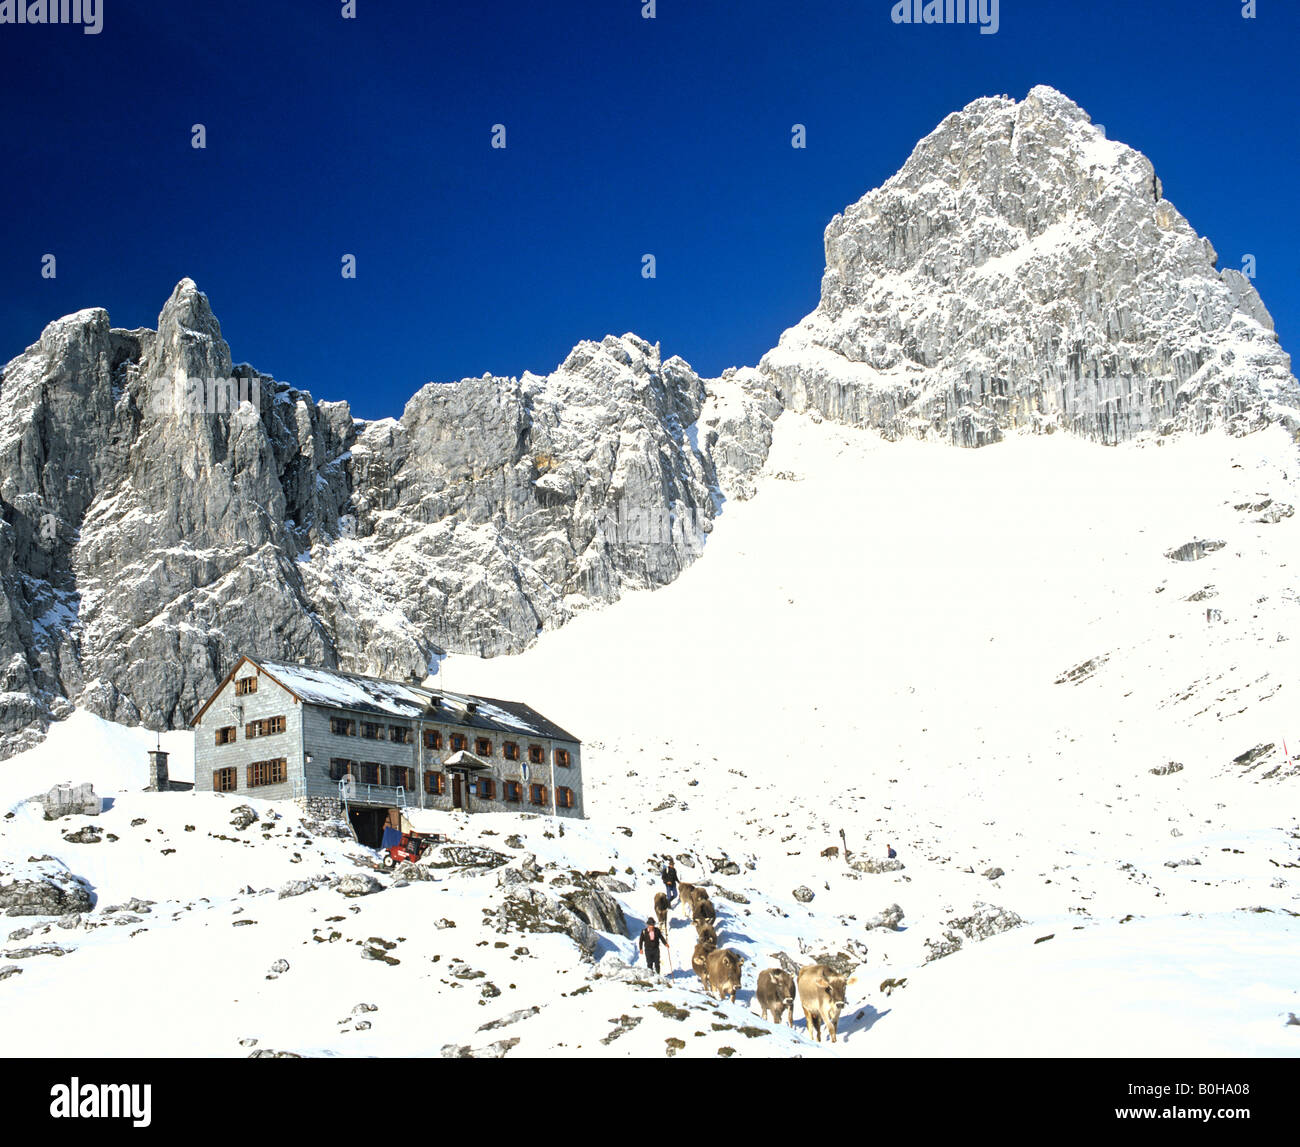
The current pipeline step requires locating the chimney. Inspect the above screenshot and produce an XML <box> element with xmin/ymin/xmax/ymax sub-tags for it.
<box><xmin>148</xmin><ymin>746</ymin><xmax>170</xmax><ymax>792</ymax></box>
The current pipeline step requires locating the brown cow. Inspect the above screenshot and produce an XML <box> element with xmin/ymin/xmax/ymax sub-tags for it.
<box><xmin>692</xmin><ymin>895</ymin><xmax>717</xmax><ymax>931</ymax></box>
<box><xmin>797</xmin><ymin>964</ymin><xmax>858</xmax><ymax>1044</ymax></box>
<box><xmin>653</xmin><ymin>892</ymin><xmax>670</xmax><ymax>930</ymax></box>
<box><xmin>694</xmin><ymin>922</ymin><xmax>719</xmax><ymax>950</ymax></box>
<box><xmin>755</xmin><ymin>968</ymin><xmax>796</xmax><ymax>1027</ymax></box>
<box><xmin>691</xmin><ymin>942</ymin><xmax>713</xmax><ymax>991</ymax></box>
<box><xmin>705</xmin><ymin>948</ymin><xmax>744</xmax><ymax>1004</ymax></box>
<box><xmin>676</xmin><ymin>882</ymin><xmax>698</xmax><ymax>914</ymax></box>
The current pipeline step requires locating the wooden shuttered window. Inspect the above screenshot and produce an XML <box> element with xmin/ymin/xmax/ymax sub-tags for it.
<box><xmin>529</xmin><ymin>783</ymin><xmax>547</xmax><ymax>807</ymax></box>
<box><xmin>361</xmin><ymin>722</ymin><xmax>383</xmax><ymax>740</ymax></box>
<box><xmin>213</xmin><ymin>767</ymin><xmax>237</xmax><ymax>792</ymax></box>
<box><xmin>424</xmin><ymin>772</ymin><xmax>446</xmax><ymax>796</ymax></box>
<box><xmin>554</xmin><ymin>748</ymin><xmax>571</xmax><ymax>768</ymax></box>
<box><xmin>215</xmin><ymin>726</ymin><xmax>237</xmax><ymax>746</ymax></box>
<box><xmin>503</xmin><ymin>781</ymin><xmax>522</xmax><ymax>803</ymax></box>
<box><xmin>386</xmin><ymin>766</ymin><xmax>414</xmax><ymax>791</ymax></box>
<box><xmin>234</xmin><ymin>676</ymin><xmax>258</xmax><ymax>695</ymax></box>
<box><xmin>331</xmin><ymin>717</ymin><xmax>357</xmax><ymax>737</ymax></box>
<box><xmin>477</xmin><ymin>777</ymin><xmax>497</xmax><ymax>800</ymax></box>
<box><xmin>502</xmin><ymin>741</ymin><xmax>519</xmax><ymax>761</ymax></box>
<box><xmin>245</xmin><ymin>715</ymin><xmax>286</xmax><ymax>739</ymax></box>
<box><xmin>330</xmin><ymin>758</ymin><xmax>358</xmax><ymax>781</ymax></box>
<box><xmin>450</xmin><ymin>734</ymin><xmax>467</xmax><ymax>753</ymax></box>
<box><xmin>527</xmin><ymin>744</ymin><xmax>544</xmax><ymax>765</ymax></box>
<box><xmin>557</xmin><ymin>786</ymin><xmax>574</xmax><ymax>809</ymax></box>
<box><xmin>247</xmin><ymin>759</ymin><xmax>287</xmax><ymax>787</ymax></box>
<box><xmin>389</xmin><ymin>725</ymin><xmax>412</xmax><ymax>744</ymax></box>
<box><xmin>358</xmin><ymin>762</ymin><xmax>380</xmax><ymax>785</ymax></box>
<box><xmin>423</xmin><ymin>729</ymin><xmax>442</xmax><ymax>751</ymax></box>
<box><xmin>475</xmin><ymin>737</ymin><xmax>493</xmax><ymax>757</ymax></box>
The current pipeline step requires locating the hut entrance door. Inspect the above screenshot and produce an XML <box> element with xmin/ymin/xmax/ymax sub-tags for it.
<box><xmin>452</xmin><ymin>774</ymin><xmax>463</xmax><ymax>809</ymax></box>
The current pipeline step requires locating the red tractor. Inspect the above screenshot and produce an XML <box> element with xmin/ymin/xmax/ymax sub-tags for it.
<box><xmin>380</xmin><ymin>830</ymin><xmax>441</xmax><ymax>868</ymax></box>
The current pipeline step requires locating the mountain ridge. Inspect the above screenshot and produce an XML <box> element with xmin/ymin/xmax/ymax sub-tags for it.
<box><xmin>0</xmin><ymin>84</ymin><xmax>1296</xmax><ymax>754</ymax></box>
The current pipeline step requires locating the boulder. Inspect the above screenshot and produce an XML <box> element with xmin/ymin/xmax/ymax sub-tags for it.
<box><xmin>0</xmin><ymin>858</ymin><xmax>94</xmax><ymax>917</ymax></box>
<box><xmin>36</xmin><ymin>783</ymin><xmax>102</xmax><ymax>820</ymax></box>
<box><xmin>334</xmin><ymin>874</ymin><xmax>384</xmax><ymax>898</ymax></box>
<box><xmin>866</xmin><ymin>903</ymin><xmax>905</xmax><ymax>931</ymax></box>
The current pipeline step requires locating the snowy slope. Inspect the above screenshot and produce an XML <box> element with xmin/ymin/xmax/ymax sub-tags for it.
<box><xmin>3</xmin><ymin>410</ymin><xmax>1296</xmax><ymax>1058</ymax></box>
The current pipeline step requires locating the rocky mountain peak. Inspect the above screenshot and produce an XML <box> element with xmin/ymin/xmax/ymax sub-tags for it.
<box><xmin>764</xmin><ymin>86</ymin><xmax>1299</xmax><ymax>446</ymax></box>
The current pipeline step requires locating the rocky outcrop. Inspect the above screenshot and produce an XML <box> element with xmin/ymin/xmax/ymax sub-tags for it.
<box><xmin>0</xmin><ymin>283</ymin><xmax>777</xmax><ymax>753</ymax></box>
<box><xmin>1</xmin><ymin>85</ymin><xmax>1297</xmax><ymax>757</ymax></box>
<box><xmin>762</xmin><ymin>86</ymin><xmax>1300</xmax><ymax>447</ymax></box>
<box><xmin>34</xmin><ymin>783</ymin><xmax>102</xmax><ymax>819</ymax></box>
<box><xmin>0</xmin><ymin>857</ymin><xmax>95</xmax><ymax>916</ymax></box>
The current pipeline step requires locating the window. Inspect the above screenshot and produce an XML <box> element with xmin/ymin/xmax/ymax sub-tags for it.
<box><xmin>528</xmin><ymin>744</ymin><xmax>544</xmax><ymax>765</ymax></box>
<box><xmin>425</xmin><ymin>772</ymin><xmax>446</xmax><ymax>796</ymax></box>
<box><xmin>554</xmin><ymin>747</ymin><xmax>571</xmax><ymax>768</ymax></box>
<box><xmin>361</xmin><ymin>722</ymin><xmax>383</xmax><ymax>740</ymax></box>
<box><xmin>476</xmin><ymin>777</ymin><xmax>497</xmax><ymax>800</ymax></box>
<box><xmin>215</xmin><ymin>726</ymin><xmax>236</xmax><ymax>746</ymax></box>
<box><xmin>529</xmin><ymin>783</ymin><xmax>547</xmax><ymax>807</ymax></box>
<box><xmin>245</xmin><ymin>715</ymin><xmax>286</xmax><ymax>739</ymax></box>
<box><xmin>503</xmin><ymin>741</ymin><xmax>519</xmax><ymax>761</ymax></box>
<box><xmin>450</xmin><ymin>733</ymin><xmax>467</xmax><ymax>753</ymax></box>
<box><xmin>329</xmin><ymin>758</ymin><xmax>357</xmax><ymax>781</ymax></box>
<box><xmin>234</xmin><ymin>676</ymin><xmax>258</xmax><ymax>696</ymax></box>
<box><xmin>389</xmin><ymin>725</ymin><xmax>412</xmax><ymax>744</ymax></box>
<box><xmin>331</xmin><ymin>717</ymin><xmax>357</xmax><ymax>737</ymax></box>
<box><xmin>503</xmin><ymin>780</ymin><xmax>522</xmax><ymax>803</ymax></box>
<box><xmin>358</xmin><ymin>762</ymin><xmax>380</xmax><ymax>785</ymax></box>
<box><xmin>475</xmin><ymin>737</ymin><xmax>493</xmax><ymax>757</ymax></box>
<box><xmin>423</xmin><ymin>729</ymin><xmax>442</xmax><ymax>751</ymax></box>
<box><xmin>557</xmin><ymin>786</ymin><xmax>575</xmax><ymax>809</ymax></box>
<box><xmin>387</xmin><ymin>766</ymin><xmax>414</xmax><ymax>791</ymax></box>
<box><xmin>214</xmin><ymin>767</ymin><xmax>237</xmax><ymax>792</ymax></box>
<box><xmin>247</xmin><ymin>759</ymin><xmax>287</xmax><ymax>787</ymax></box>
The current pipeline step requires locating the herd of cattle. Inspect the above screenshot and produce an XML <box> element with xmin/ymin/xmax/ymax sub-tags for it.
<box><xmin>651</xmin><ymin>883</ymin><xmax>858</xmax><ymax>1044</ymax></box>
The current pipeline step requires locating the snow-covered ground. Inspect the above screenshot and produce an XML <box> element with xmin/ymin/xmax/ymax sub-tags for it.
<box><xmin>2</xmin><ymin>412</ymin><xmax>1298</xmax><ymax>1057</ymax></box>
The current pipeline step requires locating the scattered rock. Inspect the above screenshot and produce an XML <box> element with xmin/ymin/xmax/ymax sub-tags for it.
<box><xmin>1149</xmin><ymin>762</ymin><xmax>1184</xmax><ymax>776</ymax></box>
<box><xmin>477</xmin><ymin>1006</ymin><xmax>539</xmax><ymax>1033</ymax></box>
<box><xmin>0</xmin><ymin>858</ymin><xmax>95</xmax><ymax>917</ymax></box>
<box><xmin>925</xmin><ymin>903</ymin><xmax>1024</xmax><ymax>963</ymax></box>
<box><xmin>1165</xmin><ymin>539</ymin><xmax>1225</xmax><ymax>563</ymax></box>
<box><xmin>1163</xmin><ymin>858</ymin><xmax>1202</xmax><ymax>869</ymax></box>
<box><xmin>983</xmin><ymin>867</ymin><xmax>1005</xmax><ymax>880</ymax></box>
<box><xmin>430</xmin><ymin>845</ymin><xmax>509</xmax><ymax>870</ymax></box>
<box><xmin>866</xmin><ymin>903</ymin><xmax>905</xmax><ymax>931</ymax></box>
<box><xmin>562</xmin><ymin>888</ymin><xmax>626</xmax><ymax>936</ymax></box>
<box><xmin>229</xmin><ymin>806</ymin><xmax>258</xmax><ymax>831</ymax></box>
<box><xmin>849</xmin><ymin>856</ymin><xmax>905</xmax><ymax>875</ymax></box>
<box><xmin>600</xmin><ymin>1014</ymin><xmax>643</xmax><ymax>1045</ymax></box>
<box><xmin>792</xmin><ymin>886</ymin><xmax>815</xmax><ymax>904</ymax></box>
<box><xmin>440</xmin><ymin>1037</ymin><xmax>519</xmax><ymax>1059</ymax></box>
<box><xmin>335</xmin><ymin>874</ymin><xmax>384</xmax><ymax>898</ymax></box>
<box><xmin>0</xmin><ymin>965</ymin><xmax>22</xmax><ymax>981</ymax></box>
<box><xmin>61</xmin><ymin>825</ymin><xmax>102</xmax><ymax>845</ymax></box>
<box><xmin>36</xmin><ymin>782</ymin><xmax>103</xmax><ymax>820</ymax></box>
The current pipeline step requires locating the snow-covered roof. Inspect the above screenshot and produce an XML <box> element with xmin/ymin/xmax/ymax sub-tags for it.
<box><xmin>212</xmin><ymin>657</ymin><xmax>579</xmax><ymax>744</ymax></box>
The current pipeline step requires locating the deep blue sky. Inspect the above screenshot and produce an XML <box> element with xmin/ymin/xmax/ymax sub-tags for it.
<box><xmin>1</xmin><ymin>0</ymin><xmax>1297</xmax><ymax>421</ymax></box>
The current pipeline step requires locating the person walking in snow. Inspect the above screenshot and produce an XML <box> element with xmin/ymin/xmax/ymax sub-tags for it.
<box><xmin>886</xmin><ymin>843</ymin><xmax>897</xmax><ymax>859</ymax></box>
<box><xmin>638</xmin><ymin>918</ymin><xmax>671</xmax><ymax>976</ymax></box>
<box><xmin>661</xmin><ymin>857</ymin><xmax>679</xmax><ymax>906</ymax></box>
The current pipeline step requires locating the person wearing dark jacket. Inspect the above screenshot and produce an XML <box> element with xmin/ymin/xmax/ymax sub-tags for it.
<box><xmin>660</xmin><ymin>859</ymin><xmax>679</xmax><ymax>906</ymax></box>
<box><xmin>638</xmin><ymin>919</ymin><xmax>670</xmax><ymax>975</ymax></box>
